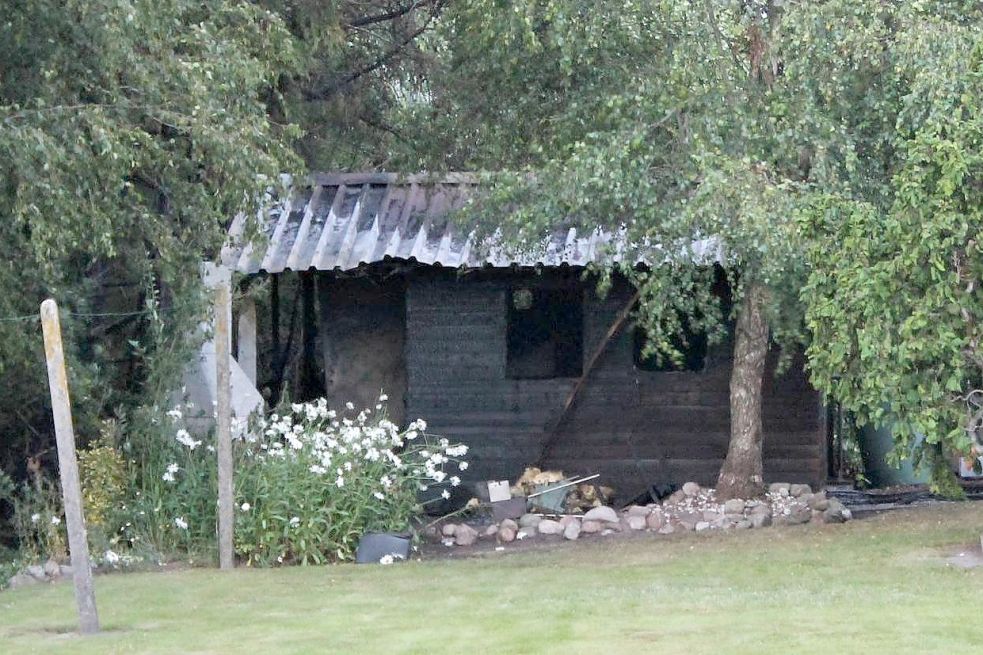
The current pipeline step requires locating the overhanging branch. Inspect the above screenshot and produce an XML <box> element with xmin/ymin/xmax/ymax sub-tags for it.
<box><xmin>306</xmin><ymin>0</ymin><xmax>446</xmax><ymax>100</ymax></box>
<box><xmin>347</xmin><ymin>1</ymin><xmax>437</xmax><ymax>28</ymax></box>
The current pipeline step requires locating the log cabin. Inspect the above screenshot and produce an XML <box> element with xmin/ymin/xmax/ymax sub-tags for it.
<box><xmin>220</xmin><ymin>173</ymin><xmax>828</xmax><ymax>500</ymax></box>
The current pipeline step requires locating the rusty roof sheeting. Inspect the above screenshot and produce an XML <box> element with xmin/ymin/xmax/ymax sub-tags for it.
<box><xmin>221</xmin><ymin>173</ymin><xmax>717</xmax><ymax>274</ymax></box>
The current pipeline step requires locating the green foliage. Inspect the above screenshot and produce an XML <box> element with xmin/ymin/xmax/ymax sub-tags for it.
<box><xmin>801</xmin><ymin>6</ymin><xmax>983</xmax><ymax>489</ymax></box>
<box><xmin>121</xmin><ymin>403</ymin><xmax>221</xmax><ymax>560</ymax></box>
<box><xmin>406</xmin><ymin>0</ymin><xmax>945</xmax><ymax>354</ymax></box>
<box><xmin>405</xmin><ymin>1</ymin><xmax>833</xmax><ymax>366</ymax></box>
<box><xmin>0</xmin><ymin>1</ymin><xmax>444</xmax><ymax>523</ymax></box>
<box><xmin>0</xmin><ymin>470</ymin><xmax>67</xmax><ymax>563</ymax></box>
<box><xmin>834</xmin><ymin>411</ymin><xmax>869</xmax><ymax>488</ymax></box>
<box><xmin>0</xmin><ymin>553</ymin><xmax>19</xmax><ymax>590</ymax></box>
<box><xmin>394</xmin><ymin>1</ymin><xmax>983</xmax><ymax>485</ymax></box>
<box><xmin>115</xmin><ymin>397</ymin><xmax>465</xmax><ymax>566</ymax></box>
<box><xmin>0</xmin><ymin>0</ymin><xmax>300</xmax><ymax>525</ymax></box>
<box><xmin>78</xmin><ymin>425</ymin><xmax>127</xmax><ymax>529</ymax></box>
<box><xmin>260</xmin><ymin>0</ymin><xmax>447</xmax><ymax>169</ymax></box>
<box><xmin>234</xmin><ymin>399</ymin><xmax>466</xmax><ymax>565</ymax></box>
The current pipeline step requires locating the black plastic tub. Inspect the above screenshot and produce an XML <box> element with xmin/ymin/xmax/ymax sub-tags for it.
<box><xmin>355</xmin><ymin>532</ymin><xmax>411</xmax><ymax>564</ymax></box>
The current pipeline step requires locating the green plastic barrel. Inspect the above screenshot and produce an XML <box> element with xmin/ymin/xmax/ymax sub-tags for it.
<box><xmin>859</xmin><ymin>422</ymin><xmax>929</xmax><ymax>487</ymax></box>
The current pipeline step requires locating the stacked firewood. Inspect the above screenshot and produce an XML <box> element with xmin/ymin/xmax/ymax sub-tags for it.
<box><xmin>563</xmin><ymin>482</ymin><xmax>616</xmax><ymax>513</ymax></box>
<box><xmin>510</xmin><ymin>467</ymin><xmax>564</xmax><ymax>496</ymax></box>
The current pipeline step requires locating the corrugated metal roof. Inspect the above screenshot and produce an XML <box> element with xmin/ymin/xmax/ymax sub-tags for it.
<box><xmin>221</xmin><ymin>173</ymin><xmax>639</xmax><ymax>274</ymax></box>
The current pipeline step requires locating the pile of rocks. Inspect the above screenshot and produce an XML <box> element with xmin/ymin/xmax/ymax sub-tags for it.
<box><xmin>436</xmin><ymin>481</ymin><xmax>852</xmax><ymax>549</ymax></box>
<box><xmin>659</xmin><ymin>481</ymin><xmax>852</xmax><ymax>531</ymax></box>
<box><xmin>5</xmin><ymin>559</ymin><xmax>73</xmax><ymax>590</ymax></box>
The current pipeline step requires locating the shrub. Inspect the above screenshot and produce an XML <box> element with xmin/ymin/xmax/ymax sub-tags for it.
<box><xmin>0</xmin><ymin>469</ymin><xmax>66</xmax><ymax>563</ymax></box>
<box><xmin>109</xmin><ymin>396</ymin><xmax>466</xmax><ymax>567</ymax></box>
<box><xmin>233</xmin><ymin>397</ymin><xmax>468</xmax><ymax>565</ymax></box>
<box><xmin>0</xmin><ymin>552</ymin><xmax>19</xmax><ymax>589</ymax></box>
<box><xmin>78</xmin><ymin>425</ymin><xmax>127</xmax><ymax>529</ymax></box>
<box><xmin>131</xmin><ymin>404</ymin><xmax>220</xmax><ymax>560</ymax></box>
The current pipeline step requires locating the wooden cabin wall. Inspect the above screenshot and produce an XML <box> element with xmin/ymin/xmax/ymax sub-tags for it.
<box><xmin>545</xmin><ymin>281</ymin><xmax>825</xmax><ymax>495</ymax></box>
<box><xmin>403</xmin><ymin>270</ymin><xmax>573</xmax><ymax>484</ymax></box>
<box><xmin>405</xmin><ymin>270</ymin><xmax>825</xmax><ymax>499</ymax></box>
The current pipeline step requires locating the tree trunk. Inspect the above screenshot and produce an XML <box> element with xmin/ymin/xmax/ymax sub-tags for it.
<box><xmin>717</xmin><ymin>282</ymin><xmax>769</xmax><ymax>499</ymax></box>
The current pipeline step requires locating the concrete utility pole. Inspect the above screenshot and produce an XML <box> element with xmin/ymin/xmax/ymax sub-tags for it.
<box><xmin>214</xmin><ymin>283</ymin><xmax>234</xmax><ymax>570</ymax></box>
<box><xmin>237</xmin><ymin>297</ymin><xmax>257</xmax><ymax>385</ymax></box>
<box><xmin>39</xmin><ymin>299</ymin><xmax>99</xmax><ymax>635</ymax></box>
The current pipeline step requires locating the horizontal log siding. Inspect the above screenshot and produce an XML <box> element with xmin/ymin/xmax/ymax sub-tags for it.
<box><xmin>405</xmin><ymin>272</ymin><xmax>824</xmax><ymax>498</ymax></box>
<box><xmin>405</xmin><ymin>274</ymin><xmax>571</xmax><ymax>482</ymax></box>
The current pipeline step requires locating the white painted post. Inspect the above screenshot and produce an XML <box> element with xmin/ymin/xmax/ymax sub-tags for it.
<box><xmin>237</xmin><ymin>297</ymin><xmax>257</xmax><ymax>386</ymax></box>
<box><xmin>214</xmin><ymin>283</ymin><xmax>234</xmax><ymax>570</ymax></box>
<box><xmin>39</xmin><ymin>299</ymin><xmax>99</xmax><ymax>635</ymax></box>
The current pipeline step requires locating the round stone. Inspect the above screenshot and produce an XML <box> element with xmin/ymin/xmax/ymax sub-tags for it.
<box><xmin>580</xmin><ymin>520</ymin><xmax>602</xmax><ymax>534</ymax></box>
<box><xmin>582</xmin><ymin>506</ymin><xmax>619</xmax><ymax>523</ymax></box>
<box><xmin>454</xmin><ymin>524</ymin><xmax>479</xmax><ymax>546</ymax></box>
<box><xmin>537</xmin><ymin>519</ymin><xmax>564</xmax><ymax>535</ymax></box>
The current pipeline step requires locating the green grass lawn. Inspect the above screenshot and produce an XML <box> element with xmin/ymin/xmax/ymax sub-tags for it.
<box><xmin>1</xmin><ymin>502</ymin><xmax>981</xmax><ymax>655</ymax></box>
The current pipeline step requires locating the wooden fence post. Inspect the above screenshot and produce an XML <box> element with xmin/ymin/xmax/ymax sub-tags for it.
<box><xmin>215</xmin><ymin>283</ymin><xmax>234</xmax><ymax>570</ymax></box>
<box><xmin>39</xmin><ymin>299</ymin><xmax>99</xmax><ymax>635</ymax></box>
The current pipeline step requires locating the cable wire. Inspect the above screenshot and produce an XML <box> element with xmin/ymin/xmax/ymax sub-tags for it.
<box><xmin>0</xmin><ymin>308</ymin><xmax>160</xmax><ymax>323</ymax></box>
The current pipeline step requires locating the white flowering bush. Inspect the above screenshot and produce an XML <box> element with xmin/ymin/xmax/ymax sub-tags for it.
<box><xmin>134</xmin><ymin>395</ymin><xmax>467</xmax><ymax>565</ymax></box>
<box><xmin>123</xmin><ymin>399</ymin><xmax>222</xmax><ymax>558</ymax></box>
<box><xmin>234</xmin><ymin>397</ymin><xmax>468</xmax><ymax>565</ymax></box>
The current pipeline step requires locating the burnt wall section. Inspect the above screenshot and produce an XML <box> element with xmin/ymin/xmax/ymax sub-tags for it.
<box><xmin>405</xmin><ymin>270</ymin><xmax>825</xmax><ymax>498</ymax></box>
<box><xmin>318</xmin><ymin>275</ymin><xmax>407</xmax><ymax>426</ymax></box>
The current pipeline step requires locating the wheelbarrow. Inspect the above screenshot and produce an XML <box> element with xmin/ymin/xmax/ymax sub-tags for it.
<box><xmin>526</xmin><ymin>474</ymin><xmax>600</xmax><ymax>513</ymax></box>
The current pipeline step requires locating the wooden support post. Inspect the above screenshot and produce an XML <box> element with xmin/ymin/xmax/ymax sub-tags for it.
<box><xmin>537</xmin><ymin>289</ymin><xmax>641</xmax><ymax>466</ymax></box>
<box><xmin>271</xmin><ymin>274</ymin><xmax>280</xmax><ymax>360</ymax></box>
<box><xmin>237</xmin><ymin>297</ymin><xmax>257</xmax><ymax>385</ymax></box>
<box><xmin>299</xmin><ymin>271</ymin><xmax>323</xmax><ymax>397</ymax></box>
<box><xmin>39</xmin><ymin>299</ymin><xmax>99</xmax><ymax>635</ymax></box>
<box><xmin>214</xmin><ymin>283</ymin><xmax>234</xmax><ymax>570</ymax></box>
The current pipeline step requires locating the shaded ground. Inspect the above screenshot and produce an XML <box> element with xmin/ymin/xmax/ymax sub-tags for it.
<box><xmin>1</xmin><ymin>503</ymin><xmax>981</xmax><ymax>655</ymax></box>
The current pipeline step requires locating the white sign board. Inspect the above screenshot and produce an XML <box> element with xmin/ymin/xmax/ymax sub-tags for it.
<box><xmin>487</xmin><ymin>480</ymin><xmax>512</xmax><ymax>503</ymax></box>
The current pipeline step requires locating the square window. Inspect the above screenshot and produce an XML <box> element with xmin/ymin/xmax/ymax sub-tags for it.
<box><xmin>506</xmin><ymin>287</ymin><xmax>583</xmax><ymax>379</ymax></box>
<box><xmin>633</xmin><ymin>325</ymin><xmax>707</xmax><ymax>372</ymax></box>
